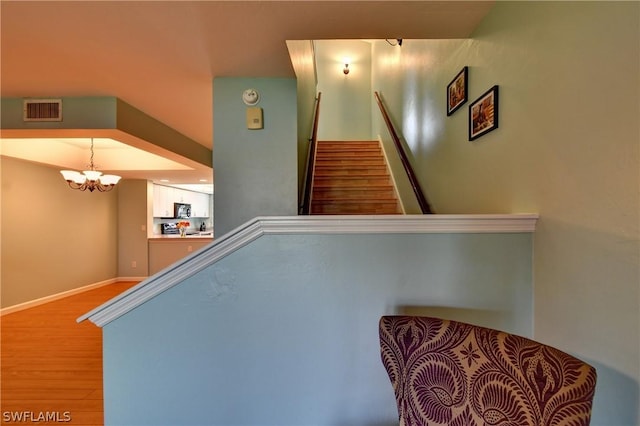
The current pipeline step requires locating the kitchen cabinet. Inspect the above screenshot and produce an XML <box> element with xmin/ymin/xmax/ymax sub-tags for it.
<box><xmin>152</xmin><ymin>184</ymin><xmax>211</xmax><ymax>218</ymax></box>
<box><xmin>153</xmin><ymin>185</ymin><xmax>175</xmax><ymax>217</ymax></box>
<box><xmin>190</xmin><ymin>192</ymin><xmax>211</xmax><ymax>218</ymax></box>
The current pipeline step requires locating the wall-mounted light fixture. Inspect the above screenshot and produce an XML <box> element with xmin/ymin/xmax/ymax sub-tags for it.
<box><xmin>385</xmin><ymin>38</ymin><xmax>403</xmax><ymax>47</ymax></box>
<box><xmin>342</xmin><ymin>57</ymin><xmax>351</xmax><ymax>75</ymax></box>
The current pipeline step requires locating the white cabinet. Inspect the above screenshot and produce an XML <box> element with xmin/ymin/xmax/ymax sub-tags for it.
<box><xmin>190</xmin><ymin>192</ymin><xmax>211</xmax><ymax>218</ymax></box>
<box><xmin>153</xmin><ymin>185</ymin><xmax>174</xmax><ymax>217</ymax></box>
<box><xmin>152</xmin><ymin>184</ymin><xmax>211</xmax><ymax>218</ymax></box>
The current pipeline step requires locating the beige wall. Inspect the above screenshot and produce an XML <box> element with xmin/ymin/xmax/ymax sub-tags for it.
<box><xmin>117</xmin><ymin>179</ymin><xmax>151</xmax><ymax>278</ymax></box>
<box><xmin>1</xmin><ymin>156</ymin><xmax>118</xmax><ymax>307</ymax></box>
<box><xmin>372</xmin><ymin>2</ymin><xmax>639</xmax><ymax>424</ymax></box>
<box><xmin>316</xmin><ymin>40</ymin><xmax>373</xmax><ymax>140</ymax></box>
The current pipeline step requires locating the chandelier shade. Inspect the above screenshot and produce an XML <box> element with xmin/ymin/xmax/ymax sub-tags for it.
<box><xmin>60</xmin><ymin>139</ymin><xmax>121</xmax><ymax>192</ymax></box>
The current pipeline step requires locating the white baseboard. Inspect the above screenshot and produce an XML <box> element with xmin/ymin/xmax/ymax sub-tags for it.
<box><xmin>1</xmin><ymin>277</ymin><xmax>147</xmax><ymax>316</ymax></box>
<box><xmin>117</xmin><ymin>276</ymin><xmax>148</xmax><ymax>282</ymax></box>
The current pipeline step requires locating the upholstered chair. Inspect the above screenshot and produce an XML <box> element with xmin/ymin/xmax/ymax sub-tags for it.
<box><xmin>379</xmin><ymin>316</ymin><xmax>597</xmax><ymax>426</ymax></box>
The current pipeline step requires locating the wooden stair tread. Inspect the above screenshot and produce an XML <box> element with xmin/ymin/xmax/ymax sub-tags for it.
<box><xmin>311</xmin><ymin>207</ymin><xmax>400</xmax><ymax>215</ymax></box>
<box><xmin>314</xmin><ymin>171</ymin><xmax>390</xmax><ymax>176</ymax></box>
<box><xmin>316</xmin><ymin>154</ymin><xmax>384</xmax><ymax>157</ymax></box>
<box><xmin>317</xmin><ymin>142</ymin><xmax>380</xmax><ymax>146</ymax></box>
<box><xmin>317</xmin><ymin>152</ymin><xmax>383</xmax><ymax>155</ymax></box>
<box><xmin>313</xmin><ymin>176</ymin><xmax>391</xmax><ymax>181</ymax></box>
<box><xmin>316</xmin><ymin>147</ymin><xmax>381</xmax><ymax>152</ymax></box>
<box><xmin>315</xmin><ymin>163</ymin><xmax>386</xmax><ymax>168</ymax></box>
<box><xmin>313</xmin><ymin>195</ymin><xmax>397</xmax><ymax>200</ymax></box>
<box><xmin>316</xmin><ymin>152</ymin><xmax>381</xmax><ymax>156</ymax></box>
<box><xmin>316</xmin><ymin>160</ymin><xmax>382</xmax><ymax>164</ymax></box>
<box><xmin>309</xmin><ymin>140</ymin><xmax>401</xmax><ymax>215</ymax></box>
<box><xmin>314</xmin><ymin>166</ymin><xmax>388</xmax><ymax>172</ymax></box>
<box><xmin>312</xmin><ymin>184</ymin><xmax>394</xmax><ymax>189</ymax></box>
<box><xmin>314</xmin><ymin>179</ymin><xmax>393</xmax><ymax>186</ymax></box>
<box><xmin>313</xmin><ymin>198</ymin><xmax>397</xmax><ymax>202</ymax></box>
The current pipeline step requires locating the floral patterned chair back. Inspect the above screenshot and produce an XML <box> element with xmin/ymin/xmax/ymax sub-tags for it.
<box><xmin>379</xmin><ymin>316</ymin><xmax>597</xmax><ymax>426</ymax></box>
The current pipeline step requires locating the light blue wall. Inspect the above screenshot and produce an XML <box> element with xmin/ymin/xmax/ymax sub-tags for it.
<box><xmin>213</xmin><ymin>78</ymin><xmax>298</xmax><ymax>236</ymax></box>
<box><xmin>103</xmin><ymin>231</ymin><xmax>533</xmax><ymax>425</ymax></box>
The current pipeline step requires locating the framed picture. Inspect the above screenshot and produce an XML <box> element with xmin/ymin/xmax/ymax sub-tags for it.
<box><xmin>469</xmin><ymin>85</ymin><xmax>499</xmax><ymax>141</ymax></box>
<box><xmin>446</xmin><ymin>66</ymin><xmax>468</xmax><ymax>116</ymax></box>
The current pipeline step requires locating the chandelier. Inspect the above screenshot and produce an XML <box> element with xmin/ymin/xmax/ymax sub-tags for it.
<box><xmin>60</xmin><ymin>138</ymin><xmax>121</xmax><ymax>192</ymax></box>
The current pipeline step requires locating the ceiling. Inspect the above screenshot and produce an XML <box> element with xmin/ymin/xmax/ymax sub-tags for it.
<box><xmin>0</xmin><ymin>1</ymin><xmax>494</xmax><ymax>186</ymax></box>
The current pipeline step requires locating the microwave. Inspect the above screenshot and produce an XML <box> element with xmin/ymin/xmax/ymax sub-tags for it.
<box><xmin>174</xmin><ymin>202</ymin><xmax>191</xmax><ymax>218</ymax></box>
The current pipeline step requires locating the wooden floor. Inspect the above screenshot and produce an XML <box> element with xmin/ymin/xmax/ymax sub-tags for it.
<box><xmin>1</xmin><ymin>281</ymin><xmax>138</xmax><ymax>425</ymax></box>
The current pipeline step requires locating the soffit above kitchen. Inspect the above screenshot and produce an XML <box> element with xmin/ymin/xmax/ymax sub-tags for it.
<box><xmin>0</xmin><ymin>97</ymin><xmax>212</xmax><ymax>184</ymax></box>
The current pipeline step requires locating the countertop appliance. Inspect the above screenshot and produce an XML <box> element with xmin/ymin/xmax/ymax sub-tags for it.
<box><xmin>160</xmin><ymin>223</ymin><xmax>180</xmax><ymax>234</ymax></box>
<box><xmin>174</xmin><ymin>202</ymin><xmax>191</xmax><ymax>219</ymax></box>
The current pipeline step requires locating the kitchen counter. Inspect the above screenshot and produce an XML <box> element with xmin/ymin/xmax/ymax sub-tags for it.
<box><xmin>149</xmin><ymin>232</ymin><xmax>213</xmax><ymax>240</ymax></box>
<box><xmin>148</xmin><ymin>235</ymin><xmax>214</xmax><ymax>275</ymax></box>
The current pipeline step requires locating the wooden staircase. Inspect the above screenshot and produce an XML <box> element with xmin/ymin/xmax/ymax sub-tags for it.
<box><xmin>309</xmin><ymin>140</ymin><xmax>402</xmax><ymax>214</ymax></box>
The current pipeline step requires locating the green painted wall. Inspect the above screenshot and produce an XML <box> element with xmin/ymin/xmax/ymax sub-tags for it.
<box><xmin>286</xmin><ymin>40</ymin><xmax>318</xmax><ymax>205</ymax></box>
<box><xmin>316</xmin><ymin>40</ymin><xmax>372</xmax><ymax>141</ymax></box>
<box><xmin>213</xmin><ymin>78</ymin><xmax>298</xmax><ymax>236</ymax></box>
<box><xmin>371</xmin><ymin>2</ymin><xmax>639</xmax><ymax>424</ymax></box>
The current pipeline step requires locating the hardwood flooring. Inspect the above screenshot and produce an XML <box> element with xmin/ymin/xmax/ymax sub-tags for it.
<box><xmin>1</xmin><ymin>281</ymin><xmax>138</xmax><ymax>425</ymax></box>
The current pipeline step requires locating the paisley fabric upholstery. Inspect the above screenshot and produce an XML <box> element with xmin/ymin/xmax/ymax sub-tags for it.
<box><xmin>379</xmin><ymin>316</ymin><xmax>597</xmax><ymax>426</ymax></box>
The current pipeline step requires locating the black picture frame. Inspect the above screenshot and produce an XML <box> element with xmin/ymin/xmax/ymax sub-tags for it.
<box><xmin>469</xmin><ymin>85</ymin><xmax>499</xmax><ymax>141</ymax></box>
<box><xmin>446</xmin><ymin>66</ymin><xmax>468</xmax><ymax>116</ymax></box>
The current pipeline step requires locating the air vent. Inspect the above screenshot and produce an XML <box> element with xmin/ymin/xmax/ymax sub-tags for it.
<box><xmin>23</xmin><ymin>99</ymin><xmax>62</xmax><ymax>122</ymax></box>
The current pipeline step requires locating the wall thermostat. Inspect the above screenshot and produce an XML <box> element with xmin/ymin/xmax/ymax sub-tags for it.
<box><xmin>246</xmin><ymin>107</ymin><xmax>263</xmax><ymax>130</ymax></box>
<box><xmin>242</xmin><ymin>89</ymin><xmax>260</xmax><ymax>106</ymax></box>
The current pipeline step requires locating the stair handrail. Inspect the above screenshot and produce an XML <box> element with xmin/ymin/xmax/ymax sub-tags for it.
<box><xmin>374</xmin><ymin>91</ymin><xmax>432</xmax><ymax>214</ymax></box>
<box><xmin>299</xmin><ymin>92</ymin><xmax>322</xmax><ymax>215</ymax></box>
